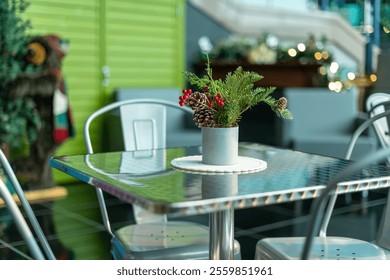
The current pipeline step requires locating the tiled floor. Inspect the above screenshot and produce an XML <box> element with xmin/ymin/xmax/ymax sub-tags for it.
<box><xmin>0</xmin><ymin>182</ymin><xmax>387</xmax><ymax>260</ymax></box>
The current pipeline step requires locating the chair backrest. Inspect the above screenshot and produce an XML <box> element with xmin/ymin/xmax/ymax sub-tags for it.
<box><xmin>120</xmin><ymin>103</ymin><xmax>166</xmax><ymax>150</ymax></box>
<box><xmin>0</xmin><ymin>149</ymin><xmax>55</xmax><ymax>260</ymax></box>
<box><xmin>366</xmin><ymin>93</ymin><xmax>390</xmax><ymax>163</ymax></box>
<box><xmin>318</xmin><ymin>108</ymin><xmax>390</xmax><ymax>237</ymax></box>
<box><xmin>83</xmin><ymin>98</ymin><xmax>196</xmax><ymax>232</ymax></box>
<box><xmin>302</xmin><ymin>146</ymin><xmax>390</xmax><ymax>259</ymax></box>
<box><xmin>115</xmin><ymin>88</ymin><xmax>181</xmax><ymax>136</ymax></box>
<box><xmin>302</xmin><ymin>111</ymin><xmax>390</xmax><ymax>259</ymax></box>
<box><xmin>365</xmin><ymin>93</ymin><xmax>390</xmax><ymax>250</ymax></box>
<box><xmin>114</xmin><ymin>88</ymin><xmax>200</xmax><ymax>149</ymax></box>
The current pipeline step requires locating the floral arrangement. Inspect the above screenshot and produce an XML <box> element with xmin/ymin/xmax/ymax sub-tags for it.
<box><xmin>179</xmin><ymin>59</ymin><xmax>292</xmax><ymax>128</ymax></box>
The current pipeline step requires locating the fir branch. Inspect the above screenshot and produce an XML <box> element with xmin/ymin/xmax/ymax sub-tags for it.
<box><xmin>182</xmin><ymin>56</ymin><xmax>293</xmax><ymax>127</ymax></box>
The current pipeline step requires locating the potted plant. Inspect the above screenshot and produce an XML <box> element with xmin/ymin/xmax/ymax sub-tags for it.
<box><xmin>179</xmin><ymin>59</ymin><xmax>292</xmax><ymax>165</ymax></box>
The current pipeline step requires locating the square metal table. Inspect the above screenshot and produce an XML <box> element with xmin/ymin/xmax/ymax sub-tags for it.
<box><xmin>50</xmin><ymin>143</ymin><xmax>390</xmax><ymax>259</ymax></box>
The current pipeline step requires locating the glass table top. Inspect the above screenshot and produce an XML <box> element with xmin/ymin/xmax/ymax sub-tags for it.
<box><xmin>50</xmin><ymin>143</ymin><xmax>390</xmax><ymax>217</ymax></box>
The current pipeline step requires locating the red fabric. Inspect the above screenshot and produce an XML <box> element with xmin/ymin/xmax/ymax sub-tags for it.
<box><xmin>53</xmin><ymin>129</ymin><xmax>69</xmax><ymax>143</ymax></box>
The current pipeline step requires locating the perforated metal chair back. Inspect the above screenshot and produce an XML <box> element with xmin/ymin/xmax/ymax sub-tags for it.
<box><xmin>0</xmin><ymin>149</ymin><xmax>55</xmax><ymax>260</ymax></box>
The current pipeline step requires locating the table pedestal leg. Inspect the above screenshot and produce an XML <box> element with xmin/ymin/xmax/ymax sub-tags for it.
<box><xmin>209</xmin><ymin>208</ymin><xmax>234</xmax><ymax>260</ymax></box>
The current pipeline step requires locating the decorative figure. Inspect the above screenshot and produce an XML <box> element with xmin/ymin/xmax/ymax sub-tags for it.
<box><xmin>8</xmin><ymin>34</ymin><xmax>74</xmax><ymax>188</ymax></box>
<box><xmin>6</xmin><ymin>34</ymin><xmax>75</xmax><ymax>259</ymax></box>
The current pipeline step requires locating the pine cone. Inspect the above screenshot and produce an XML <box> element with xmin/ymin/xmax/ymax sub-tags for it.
<box><xmin>276</xmin><ymin>97</ymin><xmax>288</xmax><ymax>111</ymax></box>
<box><xmin>185</xmin><ymin>91</ymin><xmax>208</xmax><ymax>110</ymax></box>
<box><xmin>193</xmin><ymin>108</ymin><xmax>215</xmax><ymax>127</ymax></box>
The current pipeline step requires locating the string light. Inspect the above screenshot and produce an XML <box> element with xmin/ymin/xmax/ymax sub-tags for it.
<box><xmin>318</xmin><ymin>66</ymin><xmax>327</xmax><ymax>75</ymax></box>
<box><xmin>314</xmin><ymin>51</ymin><xmax>323</xmax><ymax>60</ymax></box>
<box><xmin>347</xmin><ymin>72</ymin><xmax>356</xmax><ymax>80</ymax></box>
<box><xmin>288</xmin><ymin>48</ymin><xmax>297</xmax><ymax>57</ymax></box>
<box><xmin>329</xmin><ymin>62</ymin><xmax>339</xmax><ymax>74</ymax></box>
<box><xmin>321</xmin><ymin>51</ymin><xmax>329</xmax><ymax>60</ymax></box>
<box><xmin>328</xmin><ymin>81</ymin><xmax>343</xmax><ymax>92</ymax></box>
<box><xmin>297</xmin><ymin>43</ymin><xmax>306</xmax><ymax>52</ymax></box>
<box><xmin>197</xmin><ymin>33</ymin><xmax>380</xmax><ymax>93</ymax></box>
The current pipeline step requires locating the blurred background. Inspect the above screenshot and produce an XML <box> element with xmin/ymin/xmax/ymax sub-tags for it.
<box><xmin>1</xmin><ymin>0</ymin><xmax>389</xmax><ymax>260</ymax></box>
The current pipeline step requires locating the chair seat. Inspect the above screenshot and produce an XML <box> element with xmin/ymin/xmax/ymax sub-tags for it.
<box><xmin>117</xmin><ymin>221</ymin><xmax>209</xmax><ymax>251</ymax></box>
<box><xmin>112</xmin><ymin>221</ymin><xmax>241</xmax><ymax>260</ymax></box>
<box><xmin>256</xmin><ymin>236</ymin><xmax>388</xmax><ymax>260</ymax></box>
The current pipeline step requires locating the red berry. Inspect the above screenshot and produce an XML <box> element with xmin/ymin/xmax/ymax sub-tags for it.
<box><xmin>187</xmin><ymin>88</ymin><xmax>192</xmax><ymax>94</ymax></box>
<box><xmin>179</xmin><ymin>101</ymin><xmax>185</xmax><ymax>106</ymax></box>
<box><xmin>182</xmin><ymin>89</ymin><xmax>187</xmax><ymax>94</ymax></box>
<box><xmin>209</xmin><ymin>102</ymin><xmax>213</xmax><ymax>108</ymax></box>
<box><xmin>217</xmin><ymin>93</ymin><xmax>222</xmax><ymax>98</ymax></box>
<box><xmin>203</xmin><ymin>86</ymin><xmax>209</xmax><ymax>92</ymax></box>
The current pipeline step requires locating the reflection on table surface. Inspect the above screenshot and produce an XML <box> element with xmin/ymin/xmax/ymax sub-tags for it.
<box><xmin>50</xmin><ymin>143</ymin><xmax>390</xmax><ymax>217</ymax></box>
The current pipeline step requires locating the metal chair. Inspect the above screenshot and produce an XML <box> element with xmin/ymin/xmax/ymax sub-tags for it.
<box><xmin>366</xmin><ymin>92</ymin><xmax>390</xmax><ymax>165</ymax></box>
<box><xmin>255</xmin><ymin>110</ymin><xmax>390</xmax><ymax>260</ymax></box>
<box><xmin>0</xmin><ymin>149</ymin><xmax>55</xmax><ymax>260</ymax></box>
<box><xmin>84</xmin><ymin>98</ymin><xmax>241</xmax><ymax>259</ymax></box>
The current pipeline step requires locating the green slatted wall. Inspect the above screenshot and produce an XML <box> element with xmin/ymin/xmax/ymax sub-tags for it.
<box><xmin>24</xmin><ymin>0</ymin><xmax>185</xmax><ymax>183</ymax></box>
<box><xmin>104</xmin><ymin>0</ymin><xmax>185</xmax><ymax>93</ymax></box>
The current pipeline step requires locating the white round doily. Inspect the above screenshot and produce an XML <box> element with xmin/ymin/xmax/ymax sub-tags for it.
<box><xmin>171</xmin><ymin>155</ymin><xmax>267</xmax><ymax>174</ymax></box>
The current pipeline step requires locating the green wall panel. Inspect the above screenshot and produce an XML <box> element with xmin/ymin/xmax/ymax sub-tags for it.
<box><xmin>24</xmin><ymin>0</ymin><xmax>102</xmax><ymax>183</ymax></box>
<box><xmin>104</xmin><ymin>0</ymin><xmax>185</xmax><ymax>94</ymax></box>
<box><xmin>23</xmin><ymin>0</ymin><xmax>185</xmax><ymax>183</ymax></box>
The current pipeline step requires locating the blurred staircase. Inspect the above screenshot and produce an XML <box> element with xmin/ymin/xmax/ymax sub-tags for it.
<box><xmin>189</xmin><ymin>0</ymin><xmax>380</xmax><ymax>73</ymax></box>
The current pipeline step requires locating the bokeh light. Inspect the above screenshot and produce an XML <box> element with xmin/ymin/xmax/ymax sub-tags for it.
<box><xmin>288</xmin><ymin>48</ymin><xmax>297</xmax><ymax>57</ymax></box>
<box><xmin>347</xmin><ymin>72</ymin><xmax>356</xmax><ymax>80</ymax></box>
<box><xmin>329</xmin><ymin>62</ymin><xmax>339</xmax><ymax>74</ymax></box>
<box><xmin>297</xmin><ymin>43</ymin><xmax>306</xmax><ymax>52</ymax></box>
<box><xmin>314</xmin><ymin>51</ymin><xmax>322</xmax><ymax>60</ymax></box>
